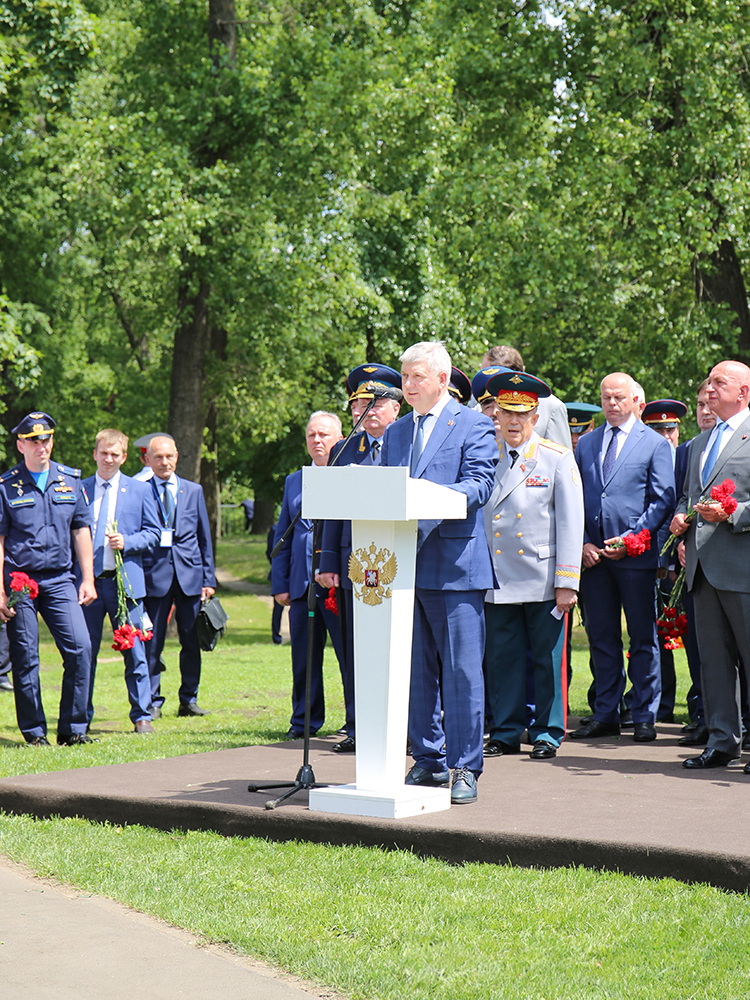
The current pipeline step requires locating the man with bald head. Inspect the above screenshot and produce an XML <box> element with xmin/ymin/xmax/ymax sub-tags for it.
<box><xmin>670</xmin><ymin>360</ymin><xmax>750</xmax><ymax>771</ymax></box>
<box><xmin>571</xmin><ymin>372</ymin><xmax>675</xmax><ymax>742</ymax></box>
<box><xmin>141</xmin><ymin>435</ymin><xmax>216</xmax><ymax>718</ymax></box>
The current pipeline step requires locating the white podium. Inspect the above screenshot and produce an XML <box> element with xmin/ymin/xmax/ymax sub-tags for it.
<box><xmin>301</xmin><ymin>465</ymin><xmax>467</xmax><ymax>819</ymax></box>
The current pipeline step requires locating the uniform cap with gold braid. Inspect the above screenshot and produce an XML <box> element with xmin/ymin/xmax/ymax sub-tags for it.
<box><xmin>471</xmin><ymin>366</ymin><xmax>512</xmax><ymax>404</ymax></box>
<box><xmin>642</xmin><ymin>399</ymin><xmax>687</xmax><ymax>429</ymax></box>
<box><xmin>565</xmin><ymin>401</ymin><xmax>601</xmax><ymax>432</ymax></box>
<box><xmin>345</xmin><ymin>363</ymin><xmax>402</xmax><ymax>402</ymax></box>
<box><xmin>448</xmin><ymin>366</ymin><xmax>472</xmax><ymax>405</ymax></box>
<box><xmin>12</xmin><ymin>412</ymin><xmax>56</xmax><ymax>440</ymax></box>
<box><xmin>485</xmin><ymin>370</ymin><xmax>552</xmax><ymax>412</ymax></box>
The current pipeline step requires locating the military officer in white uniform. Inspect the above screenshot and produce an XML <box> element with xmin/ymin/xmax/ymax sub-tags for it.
<box><xmin>477</xmin><ymin>369</ymin><xmax>584</xmax><ymax>760</ymax></box>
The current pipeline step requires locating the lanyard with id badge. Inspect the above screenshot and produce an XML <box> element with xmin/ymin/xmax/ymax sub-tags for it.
<box><xmin>153</xmin><ymin>478</ymin><xmax>177</xmax><ymax>547</ymax></box>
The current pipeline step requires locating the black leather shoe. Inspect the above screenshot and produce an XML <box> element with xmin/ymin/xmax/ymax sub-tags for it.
<box><xmin>569</xmin><ymin>720</ymin><xmax>620</xmax><ymax>740</ymax></box>
<box><xmin>530</xmin><ymin>740</ymin><xmax>557</xmax><ymax>760</ymax></box>
<box><xmin>483</xmin><ymin>739</ymin><xmax>520</xmax><ymax>757</ymax></box>
<box><xmin>57</xmin><ymin>733</ymin><xmax>95</xmax><ymax>746</ymax></box>
<box><xmin>683</xmin><ymin>748</ymin><xmax>739</xmax><ymax>769</ymax></box>
<box><xmin>744</xmin><ymin>761</ymin><xmax>750</xmax><ymax>774</ymax></box>
<box><xmin>332</xmin><ymin>735</ymin><xmax>355</xmax><ymax>753</ymax></box>
<box><xmin>633</xmin><ymin>722</ymin><xmax>657</xmax><ymax>742</ymax></box>
<box><xmin>405</xmin><ymin>764</ymin><xmax>450</xmax><ymax>787</ymax></box>
<box><xmin>285</xmin><ymin>728</ymin><xmax>304</xmax><ymax>740</ymax></box>
<box><xmin>26</xmin><ymin>735</ymin><xmax>51</xmax><ymax>747</ymax></box>
<box><xmin>681</xmin><ymin>720</ymin><xmax>700</xmax><ymax>734</ymax></box>
<box><xmin>451</xmin><ymin>767</ymin><xmax>477</xmax><ymax>803</ymax></box>
<box><xmin>678</xmin><ymin>724</ymin><xmax>709</xmax><ymax>747</ymax></box>
<box><xmin>177</xmin><ymin>702</ymin><xmax>210</xmax><ymax>717</ymax></box>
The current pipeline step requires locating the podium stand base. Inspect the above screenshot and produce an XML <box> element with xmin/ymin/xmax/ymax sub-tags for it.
<box><xmin>309</xmin><ymin>783</ymin><xmax>450</xmax><ymax>819</ymax></box>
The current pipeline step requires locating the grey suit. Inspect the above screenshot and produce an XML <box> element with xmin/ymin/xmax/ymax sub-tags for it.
<box><xmin>535</xmin><ymin>395</ymin><xmax>573</xmax><ymax>450</ymax></box>
<box><xmin>677</xmin><ymin>414</ymin><xmax>750</xmax><ymax>754</ymax></box>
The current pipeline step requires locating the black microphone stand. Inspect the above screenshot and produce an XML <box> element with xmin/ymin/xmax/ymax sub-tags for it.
<box><xmin>248</xmin><ymin>397</ymin><xmax>378</xmax><ymax>809</ymax></box>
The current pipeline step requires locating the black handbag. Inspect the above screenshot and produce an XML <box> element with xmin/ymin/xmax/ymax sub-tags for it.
<box><xmin>196</xmin><ymin>595</ymin><xmax>229</xmax><ymax>651</ymax></box>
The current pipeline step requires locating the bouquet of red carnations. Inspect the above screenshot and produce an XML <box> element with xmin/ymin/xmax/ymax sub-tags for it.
<box><xmin>608</xmin><ymin>528</ymin><xmax>651</xmax><ymax>556</ymax></box>
<box><xmin>7</xmin><ymin>571</ymin><xmax>39</xmax><ymax>606</ymax></box>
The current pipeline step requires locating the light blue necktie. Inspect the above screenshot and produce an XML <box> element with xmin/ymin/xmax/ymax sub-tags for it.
<box><xmin>93</xmin><ymin>481</ymin><xmax>111</xmax><ymax>578</ymax></box>
<box><xmin>702</xmin><ymin>421</ymin><xmax>727</xmax><ymax>488</ymax></box>
<box><xmin>410</xmin><ymin>414</ymin><xmax>429</xmax><ymax>475</ymax></box>
<box><xmin>161</xmin><ymin>482</ymin><xmax>176</xmax><ymax>527</ymax></box>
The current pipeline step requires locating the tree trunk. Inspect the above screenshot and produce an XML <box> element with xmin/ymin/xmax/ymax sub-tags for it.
<box><xmin>200</xmin><ymin>324</ymin><xmax>228</xmax><ymax>549</ymax></box>
<box><xmin>251</xmin><ymin>497</ymin><xmax>276</xmax><ymax>537</ymax></box>
<box><xmin>169</xmin><ymin>277</ymin><xmax>211</xmax><ymax>481</ymax></box>
<box><xmin>693</xmin><ymin>239</ymin><xmax>750</xmax><ymax>364</ymax></box>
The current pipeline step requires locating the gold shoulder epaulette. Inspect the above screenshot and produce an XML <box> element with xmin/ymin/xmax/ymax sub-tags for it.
<box><xmin>539</xmin><ymin>437</ymin><xmax>568</xmax><ymax>454</ymax></box>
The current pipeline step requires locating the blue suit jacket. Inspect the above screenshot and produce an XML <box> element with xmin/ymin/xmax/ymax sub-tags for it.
<box><xmin>575</xmin><ymin>421</ymin><xmax>675</xmax><ymax>570</ymax></box>
<box><xmin>319</xmin><ymin>433</ymin><xmax>371</xmax><ymax>589</ymax></box>
<box><xmin>380</xmin><ymin>396</ymin><xmax>498</xmax><ymax>590</ymax></box>
<box><xmin>141</xmin><ymin>477</ymin><xmax>216</xmax><ymax>598</ymax></box>
<box><xmin>271</xmin><ymin>468</ymin><xmax>325</xmax><ymax>602</ymax></box>
<box><xmin>79</xmin><ymin>474</ymin><xmax>161</xmax><ymax>600</ymax></box>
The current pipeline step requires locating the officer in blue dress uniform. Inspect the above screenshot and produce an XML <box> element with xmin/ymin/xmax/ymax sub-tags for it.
<box><xmin>318</xmin><ymin>364</ymin><xmax>402</xmax><ymax>752</ymax></box>
<box><xmin>0</xmin><ymin>413</ymin><xmax>96</xmax><ymax>745</ymax></box>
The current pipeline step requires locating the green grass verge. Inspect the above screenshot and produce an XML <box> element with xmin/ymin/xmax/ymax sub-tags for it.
<box><xmin>0</xmin><ymin>815</ymin><xmax>747</xmax><ymax>1000</ymax></box>
<box><xmin>215</xmin><ymin>534</ymin><xmax>270</xmax><ymax>586</ymax></box>
<box><xmin>0</xmin><ymin>536</ymin><xmax>732</xmax><ymax>1000</ymax></box>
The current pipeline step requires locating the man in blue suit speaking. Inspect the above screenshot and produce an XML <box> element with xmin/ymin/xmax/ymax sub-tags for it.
<box><xmin>81</xmin><ymin>429</ymin><xmax>161</xmax><ymax>733</ymax></box>
<box><xmin>571</xmin><ymin>372</ymin><xmax>675</xmax><ymax>743</ymax></box>
<box><xmin>380</xmin><ymin>342</ymin><xmax>498</xmax><ymax>803</ymax></box>
<box><xmin>142</xmin><ymin>435</ymin><xmax>216</xmax><ymax>718</ymax></box>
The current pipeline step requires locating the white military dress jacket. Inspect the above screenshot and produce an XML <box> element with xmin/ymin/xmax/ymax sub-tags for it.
<box><xmin>484</xmin><ymin>431</ymin><xmax>584</xmax><ymax>603</ymax></box>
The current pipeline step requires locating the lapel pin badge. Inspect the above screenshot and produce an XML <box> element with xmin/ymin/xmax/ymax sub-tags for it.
<box><xmin>448</xmin><ymin>420</ymin><xmax>454</xmax><ymax>426</ymax></box>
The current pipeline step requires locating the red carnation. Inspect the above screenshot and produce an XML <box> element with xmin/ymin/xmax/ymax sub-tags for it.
<box><xmin>7</xmin><ymin>571</ymin><xmax>39</xmax><ymax>606</ymax></box>
<box><xmin>621</xmin><ymin>529</ymin><xmax>651</xmax><ymax>557</ymax></box>
<box><xmin>710</xmin><ymin>479</ymin><xmax>738</xmax><ymax>516</ymax></box>
<box><xmin>112</xmin><ymin>623</ymin><xmax>137</xmax><ymax>651</ymax></box>
<box><xmin>324</xmin><ymin>586</ymin><xmax>338</xmax><ymax>616</ymax></box>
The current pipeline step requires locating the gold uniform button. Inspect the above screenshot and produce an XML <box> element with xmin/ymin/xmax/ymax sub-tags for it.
<box><xmin>517</xmin><ymin>532</ymin><xmax>522</xmax><ymax>538</ymax></box>
<box><xmin>518</xmin><ymin>549</ymin><xmax>524</xmax><ymax>555</ymax></box>
<box><xmin>494</xmin><ymin>514</ymin><xmax>500</xmax><ymax>520</ymax></box>
<box><xmin>495</xmin><ymin>532</ymin><xmax>500</xmax><ymax>537</ymax></box>
<box><xmin>495</xmin><ymin>549</ymin><xmax>501</xmax><ymax>555</ymax></box>
<box><xmin>516</xmin><ymin>513</ymin><xmax>522</xmax><ymax>519</ymax></box>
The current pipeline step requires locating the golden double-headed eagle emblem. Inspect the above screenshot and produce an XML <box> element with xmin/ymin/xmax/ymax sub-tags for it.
<box><xmin>348</xmin><ymin>543</ymin><xmax>398</xmax><ymax>606</ymax></box>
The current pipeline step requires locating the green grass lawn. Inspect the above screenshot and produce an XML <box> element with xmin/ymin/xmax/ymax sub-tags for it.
<box><xmin>0</xmin><ymin>539</ymin><xmax>744</xmax><ymax>1000</ymax></box>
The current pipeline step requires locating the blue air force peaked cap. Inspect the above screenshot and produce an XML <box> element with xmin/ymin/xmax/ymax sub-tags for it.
<box><xmin>486</xmin><ymin>370</ymin><xmax>552</xmax><ymax>412</ymax></box>
<box><xmin>448</xmin><ymin>367</ymin><xmax>472</xmax><ymax>405</ymax></box>
<box><xmin>471</xmin><ymin>366</ymin><xmax>512</xmax><ymax>404</ymax></box>
<box><xmin>12</xmin><ymin>412</ymin><xmax>56</xmax><ymax>439</ymax></box>
<box><xmin>642</xmin><ymin>399</ymin><xmax>687</xmax><ymax>428</ymax></box>
<box><xmin>346</xmin><ymin>363</ymin><xmax>402</xmax><ymax>402</ymax></box>
<box><xmin>565</xmin><ymin>402</ymin><xmax>601</xmax><ymax>431</ymax></box>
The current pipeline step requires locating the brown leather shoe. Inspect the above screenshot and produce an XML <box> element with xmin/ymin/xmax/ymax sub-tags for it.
<box><xmin>134</xmin><ymin>720</ymin><xmax>155</xmax><ymax>734</ymax></box>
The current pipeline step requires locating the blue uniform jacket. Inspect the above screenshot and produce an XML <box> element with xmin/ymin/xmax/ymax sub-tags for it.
<box><xmin>0</xmin><ymin>462</ymin><xmax>91</xmax><ymax>575</ymax></box>
<box><xmin>318</xmin><ymin>433</ymin><xmax>371</xmax><ymax>589</ymax></box>
<box><xmin>575</xmin><ymin>420</ymin><xmax>676</xmax><ymax>570</ymax></box>
<box><xmin>380</xmin><ymin>396</ymin><xmax>498</xmax><ymax>591</ymax></box>
<box><xmin>79</xmin><ymin>474</ymin><xmax>161</xmax><ymax>600</ymax></box>
<box><xmin>141</xmin><ymin>477</ymin><xmax>216</xmax><ymax>598</ymax></box>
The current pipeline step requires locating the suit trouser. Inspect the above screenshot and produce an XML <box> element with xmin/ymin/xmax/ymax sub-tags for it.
<box><xmin>485</xmin><ymin>600</ymin><xmax>567</xmax><ymax>748</ymax></box>
<box><xmin>7</xmin><ymin>573</ymin><xmax>91</xmax><ymax>740</ymax></box>
<box><xmin>288</xmin><ymin>593</ymin><xmax>345</xmax><ymax>733</ymax></box>
<box><xmin>336</xmin><ymin>587</ymin><xmax>356</xmax><ymax>737</ymax></box>
<box><xmin>409</xmin><ymin>588</ymin><xmax>485</xmax><ymax>776</ymax></box>
<box><xmin>144</xmin><ymin>582</ymin><xmax>202</xmax><ymax>708</ymax></box>
<box><xmin>83</xmin><ymin>576</ymin><xmax>152</xmax><ymax>725</ymax></box>
<box><xmin>691</xmin><ymin>565</ymin><xmax>750</xmax><ymax>755</ymax></box>
<box><xmin>580</xmin><ymin>561</ymin><xmax>661</xmax><ymax>725</ymax></box>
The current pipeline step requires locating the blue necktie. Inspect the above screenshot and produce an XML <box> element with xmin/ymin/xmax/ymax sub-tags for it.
<box><xmin>602</xmin><ymin>426</ymin><xmax>619</xmax><ymax>481</ymax></box>
<box><xmin>702</xmin><ymin>421</ymin><xmax>726</xmax><ymax>488</ymax></box>
<box><xmin>161</xmin><ymin>482</ymin><xmax>175</xmax><ymax>527</ymax></box>
<box><xmin>93</xmin><ymin>481</ymin><xmax>111</xmax><ymax>578</ymax></box>
<box><xmin>410</xmin><ymin>414</ymin><xmax>429</xmax><ymax>475</ymax></box>
<box><xmin>371</xmin><ymin>439</ymin><xmax>381</xmax><ymax>465</ymax></box>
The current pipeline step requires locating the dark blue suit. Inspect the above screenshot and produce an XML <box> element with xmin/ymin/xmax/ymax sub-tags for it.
<box><xmin>271</xmin><ymin>468</ymin><xmax>345</xmax><ymax>734</ymax></box>
<box><xmin>576</xmin><ymin>420</ymin><xmax>675</xmax><ymax>725</ymax></box>
<box><xmin>79</xmin><ymin>474</ymin><xmax>160</xmax><ymax>726</ymax></box>
<box><xmin>142</xmin><ymin>477</ymin><xmax>216</xmax><ymax>710</ymax></box>
<box><xmin>380</xmin><ymin>396</ymin><xmax>497</xmax><ymax>775</ymax></box>
<box><xmin>318</xmin><ymin>432</ymin><xmax>375</xmax><ymax>737</ymax></box>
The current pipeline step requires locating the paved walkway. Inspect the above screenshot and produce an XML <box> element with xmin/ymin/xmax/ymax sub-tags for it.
<box><xmin>0</xmin><ymin>857</ymin><xmax>343</xmax><ymax>1000</ymax></box>
<box><xmin>0</xmin><ymin>717</ymin><xmax>748</xmax><ymax>892</ymax></box>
